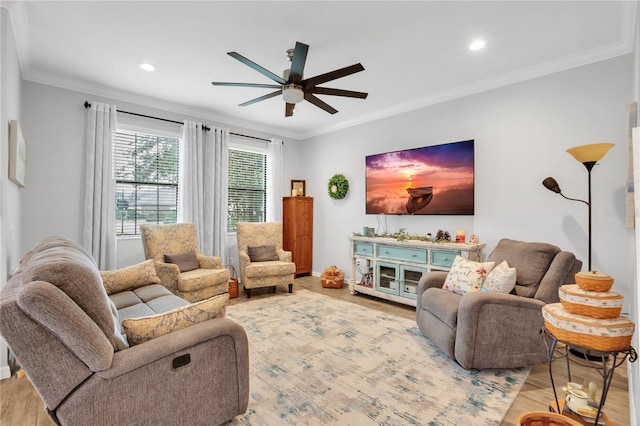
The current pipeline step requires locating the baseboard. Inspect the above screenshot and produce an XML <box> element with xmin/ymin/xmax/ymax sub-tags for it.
<box><xmin>0</xmin><ymin>365</ymin><xmax>11</xmax><ymax>380</ymax></box>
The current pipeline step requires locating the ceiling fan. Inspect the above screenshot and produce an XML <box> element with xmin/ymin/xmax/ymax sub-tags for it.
<box><xmin>211</xmin><ymin>41</ymin><xmax>368</xmax><ymax>117</ymax></box>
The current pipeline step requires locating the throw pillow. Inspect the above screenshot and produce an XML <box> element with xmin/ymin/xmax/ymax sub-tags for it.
<box><xmin>122</xmin><ymin>293</ymin><xmax>229</xmax><ymax>346</ymax></box>
<box><xmin>442</xmin><ymin>256</ymin><xmax>495</xmax><ymax>295</ymax></box>
<box><xmin>481</xmin><ymin>260</ymin><xmax>517</xmax><ymax>293</ymax></box>
<box><xmin>164</xmin><ymin>250</ymin><xmax>199</xmax><ymax>272</ymax></box>
<box><xmin>100</xmin><ymin>259</ymin><xmax>161</xmax><ymax>295</ymax></box>
<box><xmin>248</xmin><ymin>245</ymin><xmax>279</xmax><ymax>262</ymax></box>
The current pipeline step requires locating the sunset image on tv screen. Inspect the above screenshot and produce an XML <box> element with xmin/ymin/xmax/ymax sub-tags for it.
<box><xmin>365</xmin><ymin>140</ymin><xmax>474</xmax><ymax>215</ymax></box>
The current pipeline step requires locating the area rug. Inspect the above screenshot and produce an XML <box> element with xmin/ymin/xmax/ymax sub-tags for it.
<box><xmin>226</xmin><ymin>290</ymin><xmax>530</xmax><ymax>425</ymax></box>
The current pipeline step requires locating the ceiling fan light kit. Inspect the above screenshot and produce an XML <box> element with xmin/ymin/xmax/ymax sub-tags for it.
<box><xmin>282</xmin><ymin>84</ymin><xmax>304</xmax><ymax>104</ymax></box>
<box><xmin>211</xmin><ymin>41</ymin><xmax>368</xmax><ymax>117</ymax></box>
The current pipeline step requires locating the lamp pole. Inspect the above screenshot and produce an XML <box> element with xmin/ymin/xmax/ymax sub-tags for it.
<box><xmin>583</xmin><ymin>161</ymin><xmax>597</xmax><ymax>271</ymax></box>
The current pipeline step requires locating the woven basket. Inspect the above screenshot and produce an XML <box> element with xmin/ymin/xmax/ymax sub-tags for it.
<box><xmin>544</xmin><ymin>320</ymin><xmax>632</xmax><ymax>352</ymax></box>
<box><xmin>559</xmin><ymin>299</ymin><xmax>621</xmax><ymax>319</ymax></box>
<box><xmin>321</xmin><ymin>278</ymin><xmax>344</xmax><ymax>289</ymax></box>
<box><xmin>575</xmin><ymin>271</ymin><xmax>614</xmax><ymax>292</ymax></box>
<box><xmin>225</xmin><ymin>264</ymin><xmax>238</xmax><ymax>299</ymax></box>
<box><xmin>517</xmin><ymin>411</ymin><xmax>582</xmax><ymax>426</ymax></box>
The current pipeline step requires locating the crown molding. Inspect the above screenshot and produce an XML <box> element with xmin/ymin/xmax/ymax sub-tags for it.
<box><xmin>22</xmin><ymin>69</ymin><xmax>304</xmax><ymax>140</ymax></box>
<box><xmin>300</xmin><ymin>39</ymin><xmax>636</xmax><ymax>140</ymax></box>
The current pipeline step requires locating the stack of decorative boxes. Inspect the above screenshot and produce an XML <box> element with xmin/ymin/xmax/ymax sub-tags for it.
<box><xmin>542</xmin><ymin>271</ymin><xmax>635</xmax><ymax>352</ymax></box>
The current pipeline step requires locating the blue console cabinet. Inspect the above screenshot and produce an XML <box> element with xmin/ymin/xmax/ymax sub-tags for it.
<box><xmin>348</xmin><ymin>236</ymin><xmax>485</xmax><ymax>307</ymax></box>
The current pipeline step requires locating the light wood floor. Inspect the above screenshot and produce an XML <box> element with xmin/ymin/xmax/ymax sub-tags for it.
<box><xmin>1</xmin><ymin>276</ymin><xmax>631</xmax><ymax>425</ymax></box>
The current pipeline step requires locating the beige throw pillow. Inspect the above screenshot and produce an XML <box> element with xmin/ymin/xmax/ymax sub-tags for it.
<box><xmin>481</xmin><ymin>260</ymin><xmax>517</xmax><ymax>293</ymax></box>
<box><xmin>122</xmin><ymin>293</ymin><xmax>229</xmax><ymax>345</ymax></box>
<box><xmin>248</xmin><ymin>245</ymin><xmax>279</xmax><ymax>262</ymax></box>
<box><xmin>100</xmin><ymin>259</ymin><xmax>161</xmax><ymax>295</ymax></box>
<box><xmin>442</xmin><ymin>256</ymin><xmax>495</xmax><ymax>295</ymax></box>
<box><xmin>164</xmin><ymin>250</ymin><xmax>199</xmax><ymax>272</ymax></box>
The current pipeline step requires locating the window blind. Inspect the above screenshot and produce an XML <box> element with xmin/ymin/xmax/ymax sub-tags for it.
<box><xmin>228</xmin><ymin>148</ymin><xmax>267</xmax><ymax>231</ymax></box>
<box><xmin>114</xmin><ymin>131</ymin><xmax>179</xmax><ymax>236</ymax></box>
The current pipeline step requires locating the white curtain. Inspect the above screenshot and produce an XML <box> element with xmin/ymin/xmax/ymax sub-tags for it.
<box><xmin>179</xmin><ymin>121</ymin><xmax>229</xmax><ymax>262</ymax></box>
<box><xmin>266</xmin><ymin>138</ymin><xmax>284</xmax><ymax>222</ymax></box>
<box><xmin>83</xmin><ymin>102</ymin><xmax>117</xmax><ymax>269</ymax></box>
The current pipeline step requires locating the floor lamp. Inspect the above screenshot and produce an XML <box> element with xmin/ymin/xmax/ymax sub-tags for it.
<box><xmin>543</xmin><ymin>142</ymin><xmax>614</xmax><ymax>360</ymax></box>
<box><xmin>542</xmin><ymin>142</ymin><xmax>614</xmax><ymax>271</ymax></box>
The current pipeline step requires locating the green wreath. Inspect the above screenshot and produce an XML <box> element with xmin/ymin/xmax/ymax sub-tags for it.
<box><xmin>328</xmin><ymin>174</ymin><xmax>349</xmax><ymax>200</ymax></box>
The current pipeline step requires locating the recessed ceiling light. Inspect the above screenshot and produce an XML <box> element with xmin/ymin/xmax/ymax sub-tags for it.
<box><xmin>469</xmin><ymin>40</ymin><xmax>486</xmax><ymax>51</ymax></box>
<box><xmin>140</xmin><ymin>63</ymin><xmax>156</xmax><ymax>72</ymax></box>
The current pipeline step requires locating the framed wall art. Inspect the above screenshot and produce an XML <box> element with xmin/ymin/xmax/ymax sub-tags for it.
<box><xmin>9</xmin><ymin>120</ymin><xmax>26</xmax><ymax>187</ymax></box>
<box><xmin>290</xmin><ymin>180</ymin><xmax>305</xmax><ymax>197</ymax></box>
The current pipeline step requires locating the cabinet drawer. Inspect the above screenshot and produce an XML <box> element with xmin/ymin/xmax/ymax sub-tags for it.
<box><xmin>430</xmin><ymin>250</ymin><xmax>460</xmax><ymax>268</ymax></box>
<box><xmin>354</xmin><ymin>242</ymin><xmax>373</xmax><ymax>256</ymax></box>
<box><xmin>376</xmin><ymin>245</ymin><xmax>427</xmax><ymax>263</ymax></box>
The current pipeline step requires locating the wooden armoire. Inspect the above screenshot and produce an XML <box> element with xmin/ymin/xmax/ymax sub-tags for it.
<box><xmin>282</xmin><ymin>197</ymin><xmax>313</xmax><ymax>276</ymax></box>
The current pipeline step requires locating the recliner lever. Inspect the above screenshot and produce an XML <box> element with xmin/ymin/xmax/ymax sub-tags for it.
<box><xmin>172</xmin><ymin>354</ymin><xmax>191</xmax><ymax>369</ymax></box>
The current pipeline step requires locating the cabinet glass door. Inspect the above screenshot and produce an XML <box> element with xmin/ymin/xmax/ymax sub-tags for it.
<box><xmin>376</xmin><ymin>262</ymin><xmax>399</xmax><ymax>295</ymax></box>
<box><xmin>400</xmin><ymin>265</ymin><xmax>426</xmax><ymax>299</ymax></box>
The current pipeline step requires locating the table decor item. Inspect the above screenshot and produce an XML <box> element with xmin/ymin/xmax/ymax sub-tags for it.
<box><xmin>320</xmin><ymin>265</ymin><xmax>345</xmax><ymax>288</ymax></box>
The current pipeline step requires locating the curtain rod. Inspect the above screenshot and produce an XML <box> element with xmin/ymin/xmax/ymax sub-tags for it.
<box><xmin>84</xmin><ymin>101</ymin><xmax>211</xmax><ymax>131</ymax></box>
<box><xmin>229</xmin><ymin>132</ymin><xmax>270</xmax><ymax>143</ymax></box>
<box><xmin>84</xmin><ymin>102</ymin><xmax>271</xmax><ymax>141</ymax></box>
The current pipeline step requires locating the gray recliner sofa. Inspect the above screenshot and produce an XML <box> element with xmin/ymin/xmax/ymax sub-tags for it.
<box><xmin>416</xmin><ymin>238</ymin><xmax>582</xmax><ymax>370</ymax></box>
<box><xmin>0</xmin><ymin>237</ymin><xmax>249</xmax><ymax>425</ymax></box>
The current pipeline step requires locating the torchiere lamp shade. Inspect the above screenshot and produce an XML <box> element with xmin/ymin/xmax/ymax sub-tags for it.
<box><xmin>566</xmin><ymin>143</ymin><xmax>614</xmax><ymax>164</ymax></box>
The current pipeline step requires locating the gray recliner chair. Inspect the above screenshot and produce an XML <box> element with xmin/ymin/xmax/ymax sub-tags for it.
<box><xmin>416</xmin><ymin>238</ymin><xmax>582</xmax><ymax>370</ymax></box>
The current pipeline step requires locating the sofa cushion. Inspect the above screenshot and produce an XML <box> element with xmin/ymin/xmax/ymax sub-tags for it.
<box><xmin>481</xmin><ymin>260</ymin><xmax>517</xmax><ymax>294</ymax></box>
<box><xmin>12</xmin><ymin>242</ymin><xmax>127</xmax><ymax>351</ymax></box>
<box><xmin>109</xmin><ymin>290</ymin><xmax>145</xmax><ymax>310</ymax></box>
<box><xmin>442</xmin><ymin>256</ymin><xmax>495</xmax><ymax>295</ymax></box>
<box><xmin>177</xmin><ymin>268</ymin><xmax>230</xmax><ymax>292</ymax></box>
<box><xmin>488</xmin><ymin>239</ymin><xmax>560</xmax><ymax>298</ymax></box>
<box><xmin>245</xmin><ymin>261</ymin><xmax>296</xmax><ymax>278</ymax></box>
<box><xmin>117</xmin><ymin>303</ymin><xmax>156</xmax><ymax>323</ymax></box>
<box><xmin>164</xmin><ymin>250</ymin><xmax>199</xmax><ymax>272</ymax></box>
<box><xmin>100</xmin><ymin>260</ymin><xmax>161</xmax><ymax>295</ymax></box>
<box><xmin>248</xmin><ymin>245</ymin><xmax>279</xmax><ymax>262</ymax></box>
<box><xmin>122</xmin><ymin>293</ymin><xmax>229</xmax><ymax>345</ymax></box>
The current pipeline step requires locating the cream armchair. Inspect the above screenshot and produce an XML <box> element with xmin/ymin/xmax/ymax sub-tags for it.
<box><xmin>140</xmin><ymin>223</ymin><xmax>230</xmax><ymax>302</ymax></box>
<box><xmin>236</xmin><ymin>222</ymin><xmax>296</xmax><ymax>298</ymax></box>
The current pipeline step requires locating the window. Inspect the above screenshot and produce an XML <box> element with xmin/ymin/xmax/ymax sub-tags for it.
<box><xmin>114</xmin><ymin>130</ymin><xmax>179</xmax><ymax>236</ymax></box>
<box><xmin>228</xmin><ymin>148</ymin><xmax>267</xmax><ymax>231</ymax></box>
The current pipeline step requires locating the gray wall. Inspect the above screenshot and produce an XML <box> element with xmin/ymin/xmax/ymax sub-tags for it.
<box><xmin>0</xmin><ymin>7</ymin><xmax>24</xmax><ymax>379</ymax></box>
<box><xmin>303</xmin><ymin>55</ymin><xmax>635</xmax><ymax>306</ymax></box>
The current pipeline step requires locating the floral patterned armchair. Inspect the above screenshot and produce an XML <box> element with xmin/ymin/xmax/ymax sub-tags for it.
<box><xmin>140</xmin><ymin>223</ymin><xmax>230</xmax><ymax>302</ymax></box>
<box><xmin>236</xmin><ymin>222</ymin><xmax>296</xmax><ymax>298</ymax></box>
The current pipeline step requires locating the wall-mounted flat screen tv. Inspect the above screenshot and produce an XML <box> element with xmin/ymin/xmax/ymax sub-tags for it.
<box><xmin>365</xmin><ymin>139</ymin><xmax>474</xmax><ymax>215</ymax></box>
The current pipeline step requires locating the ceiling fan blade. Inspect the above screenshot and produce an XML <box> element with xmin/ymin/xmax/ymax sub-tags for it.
<box><xmin>238</xmin><ymin>90</ymin><xmax>282</xmax><ymax>107</ymax></box>
<box><xmin>288</xmin><ymin>42</ymin><xmax>309</xmax><ymax>84</ymax></box>
<box><xmin>302</xmin><ymin>63</ymin><xmax>365</xmax><ymax>88</ymax></box>
<box><xmin>285</xmin><ymin>103</ymin><xmax>295</xmax><ymax>117</ymax></box>
<box><xmin>227</xmin><ymin>51</ymin><xmax>287</xmax><ymax>85</ymax></box>
<box><xmin>304</xmin><ymin>93</ymin><xmax>338</xmax><ymax>115</ymax></box>
<box><xmin>211</xmin><ymin>82</ymin><xmax>282</xmax><ymax>89</ymax></box>
<box><xmin>307</xmin><ymin>87</ymin><xmax>368</xmax><ymax>99</ymax></box>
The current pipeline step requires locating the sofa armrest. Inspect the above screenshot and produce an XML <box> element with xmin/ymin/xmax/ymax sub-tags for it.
<box><xmin>197</xmin><ymin>254</ymin><xmax>222</xmax><ymax>269</ymax></box>
<box><xmin>278</xmin><ymin>249</ymin><xmax>292</xmax><ymax>262</ymax></box>
<box><xmin>455</xmin><ymin>292</ymin><xmax>547</xmax><ymax>369</ymax></box>
<box><xmin>416</xmin><ymin>271</ymin><xmax>448</xmax><ymax>312</ymax></box>
<box><xmin>238</xmin><ymin>252</ymin><xmax>251</xmax><ymax>283</ymax></box>
<box><xmin>59</xmin><ymin>318</ymin><xmax>249</xmax><ymax>425</ymax></box>
<box><xmin>97</xmin><ymin>318</ymin><xmax>248</xmax><ymax>379</ymax></box>
<box><xmin>153</xmin><ymin>261</ymin><xmax>180</xmax><ymax>293</ymax></box>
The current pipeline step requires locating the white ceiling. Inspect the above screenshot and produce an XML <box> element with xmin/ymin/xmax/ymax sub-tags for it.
<box><xmin>4</xmin><ymin>1</ymin><xmax>638</xmax><ymax>140</ymax></box>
